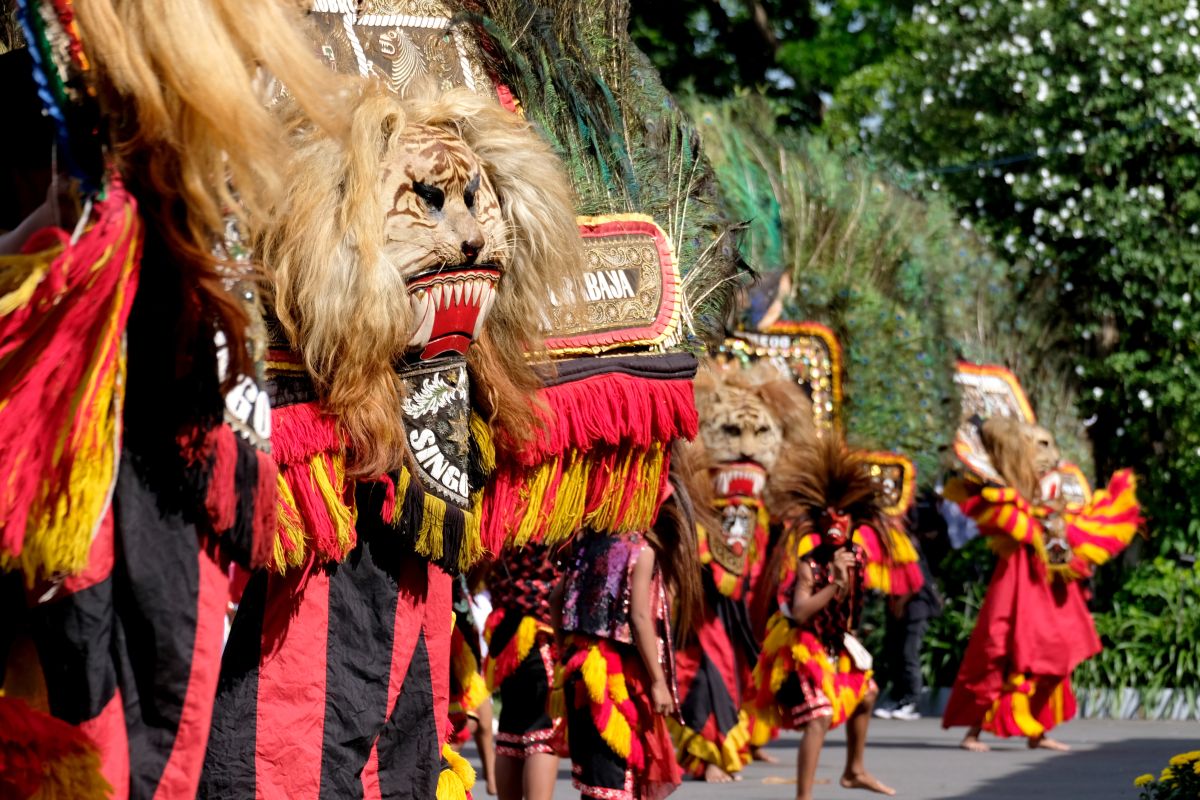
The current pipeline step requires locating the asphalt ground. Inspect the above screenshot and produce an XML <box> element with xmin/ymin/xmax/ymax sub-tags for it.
<box><xmin>463</xmin><ymin>717</ymin><xmax>1198</xmax><ymax>799</ymax></box>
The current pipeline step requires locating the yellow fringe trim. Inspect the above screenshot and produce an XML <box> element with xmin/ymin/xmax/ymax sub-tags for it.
<box><xmin>747</xmin><ymin>713</ymin><xmax>774</xmax><ymax>748</ymax></box>
<box><xmin>508</xmin><ymin>443</ymin><xmax>667</xmax><ymax>547</ymax></box>
<box><xmin>470</xmin><ymin>412</ymin><xmax>495</xmax><ymax>474</ymax></box>
<box><xmin>416</xmin><ymin>492</ymin><xmax>448</xmax><ymax>561</ymax></box>
<box><xmin>667</xmin><ymin>712</ymin><xmax>750</xmax><ymax>774</ymax></box>
<box><xmin>436</xmin><ymin>743</ymin><xmax>476</xmax><ymax>800</ymax></box>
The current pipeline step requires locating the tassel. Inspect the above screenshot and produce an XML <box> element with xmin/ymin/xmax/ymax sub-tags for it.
<box><xmin>0</xmin><ymin>696</ymin><xmax>112</xmax><ymax>800</ymax></box>
<box><xmin>417</xmin><ymin>493</ymin><xmax>448</xmax><ymax>561</ymax></box>
<box><xmin>251</xmin><ymin>449</ymin><xmax>278</xmax><ymax>569</ymax></box>
<box><xmin>435</xmin><ymin>744</ymin><xmax>475</xmax><ymax>800</ymax></box>
<box><xmin>0</xmin><ymin>186</ymin><xmax>140</xmax><ymax>584</ymax></box>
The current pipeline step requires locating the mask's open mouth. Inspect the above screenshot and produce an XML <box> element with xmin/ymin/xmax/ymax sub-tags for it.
<box><xmin>406</xmin><ymin>265</ymin><xmax>500</xmax><ymax>359</ymax></box>
<box><xmin>713</xmin><ymin>461</ymin><xmax>767</xmax><ymax>498</ymax></box>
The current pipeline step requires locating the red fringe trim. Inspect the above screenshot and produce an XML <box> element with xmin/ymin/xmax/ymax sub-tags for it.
<box><xmin>510</xmin><ymin>376</ymin><xmax>697</xmax><ymax>467</ymax></box>
<box><xmin>270</xmin><ymin>401</ymin><xmax>344</xmax><ymax>465</ymax></box>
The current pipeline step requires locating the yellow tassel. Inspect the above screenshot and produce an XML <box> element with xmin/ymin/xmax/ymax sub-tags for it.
<box><xmin>436</xmin><ymin>744</ymin><xmax>475</xmax><ymax>800</ymax></box>
<box><xmin>460</xmin><ymin>672</ymin><xmax>490</xmax><ymax>715</ymax></box>
<box><xmin>514</xmin><ymin>616</ymin><xmax>540</xmax><ymax>665</ymax></box>
<box><xmin>460</xmin><ymin>492</ymin><xmax>484</xmax><ymax>573</ymax></box>
<box><xmin>30</xmin><ymin>748</ymin><xmax>112</xmax><ymax>800</ymax></box>
<box><xmin>544</xmin><ymin>454</ymin><xmax>589</xmax><ymax>546</ymax></box>
<box><xmin>470</xmin><ymin>413</ymin><xmax>495</xmax><ymax>474</ymax></box>
<box><xmin>390</xmin><ymin>467</ymin><xmax>412</xmax><ymax>525</ymax></box>
<box><xmin>513</xmin><ymin>462</ymin><xmax>554</xmax><ymax>547</ymax></box>
<box><xmin>607</xmin><ymin>672</ymin><xmax>630</xmax><ymax>705</ymax></box>
<box><xmin>417</xmin><ymin>493</ymin><xmax>447</xmax><ymax>560</ymax></box>
<box><xmin>309</xmin><ymin>452</ymin><xmax>357</xmax><ymax>558</ymax></box>
<box><xmin>580</xmin><ymin>646</ymin><xmax>609</xmax><ymax>705</ymax></box>
<box><xmin>600</xmin><ymin>705</ymin><xmax>633</xmax><ymax>759</ymax></box>
<box><xmin>272</xmin><ymin>471</ymin><xmax>307</xmax><ymax>571</ymax></box>
<box><xmin>549</xmin><ymin>662</ymin><xmax>566</xmax><ymax>720</ymax></box>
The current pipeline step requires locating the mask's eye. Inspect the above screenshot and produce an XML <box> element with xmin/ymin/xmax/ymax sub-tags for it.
<box><xmin>721</xmin><ymin>424</ymin><xmax>742</xmax><ymax>437</ymax></box>
<box><xmin>413</xmin><ymin>181</ymin><xmax>444</xmax><ymax>211</ymax></box>
<box><xmin>755</xmin><ymin>425</ymin><xmax>771</xmax><ymax>435</ymax></box>
<box><xmin>463</xmin><ymin>174</ymin><xmax>481</xmax><ymax>210</ymax></box>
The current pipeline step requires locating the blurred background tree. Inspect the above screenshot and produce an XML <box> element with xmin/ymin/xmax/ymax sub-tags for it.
<box><xmin>632</xmin><ymin>0</ymin><xmax>914</xmax><ymax>127</ymax></box>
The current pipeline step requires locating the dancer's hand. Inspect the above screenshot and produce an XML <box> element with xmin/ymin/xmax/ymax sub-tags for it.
<box><xmin>651</xmin><ymin>678</ymin><xmax>675</xmax><ymax>716</ymax></box>
<box><xmin>830</xmin><ymin>549</ymin><xmax>856</xmax><ymax>588</ymax></box>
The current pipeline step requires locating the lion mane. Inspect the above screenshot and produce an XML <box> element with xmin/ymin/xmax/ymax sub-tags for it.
<box><xmin>263</xmin><ymin>87</ymin><xmax>583</xmax><ymax>477</ymax></box>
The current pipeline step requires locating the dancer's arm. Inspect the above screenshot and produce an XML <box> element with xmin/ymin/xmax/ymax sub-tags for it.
<box><xmin>790</xmin><ymin>551</ymin><xmax>855</xmax><ymax>624</ymax></box>
<box><xmin>631</xmin><ymin>547</ymin><xmax>674</xmax><ymax>716</ymax></box>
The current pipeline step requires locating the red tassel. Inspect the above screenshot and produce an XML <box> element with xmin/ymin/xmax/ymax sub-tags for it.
<box><xmin>508</xmin><ymin>376</ymin><xmax>697</xmax><ymax>467</ymax></box>
<box><xmin>0</xmin><ymin>183</ymin><xmax>140</xmax><ymax>568</ymax></box>
<box><xmin>204</xmin><ymin>426</ymin><xmax>238</xmax><ymax>534</ymax></box>
<box><xmin>271</xmin><ymin>401</ymin><xmax>343</xmax><ymax>465</ymax></box>
<box><xmin>251</xmin><ymin>450</ymin><xmax>278</xmax><ymax>569</ymax></box>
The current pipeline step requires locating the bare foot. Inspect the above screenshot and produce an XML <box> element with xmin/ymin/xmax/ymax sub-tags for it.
<box><xmin>960</xmin><ymin>733</ymin><xmax>990</xmax><ymax>752</ymax></box>
<box><xmin>841</xmin><ymin>771</ymin><xmax>896</xmax><ymax>796</ymax></box>
<box><xmin>751</xmin><ymin>745</ymin><xmax>781</xmax><ymax>764</ymax></box>
<box><xmin>1028</xmin><ymin>736</ymin><xmax>1070</xmax><ymax>751</ymax></box>
<box><xmin>703</xmin><ymin>763</ymin><xmax>735</xmax><ymax>783</ymax></box>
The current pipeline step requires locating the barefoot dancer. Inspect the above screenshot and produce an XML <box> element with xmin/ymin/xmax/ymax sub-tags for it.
<box><xmin>748</xmin><ymin>438</ymin><xmax>895</xmax><ymax>800</ymax></box>
<box><xmin>942</xmin><ymin>417</ymin><xmax>1141</xmax><ymax>753</ymax></box>
<box><xmin>551</xmin><ymin>491</ymin><xmax>702</xmax><ymax>800</ymax></box>
<box><xmin>483</xmin><ymin>545</ymin><xmax>563</xmax><ymax>800</ymax></box>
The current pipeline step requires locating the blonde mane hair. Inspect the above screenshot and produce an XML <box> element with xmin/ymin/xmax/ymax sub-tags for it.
<box><xmin>75</xmin><ymin>0</ymin><xmax>350</xmax><ymax>378</ymax></box>
<box><xmin>265</xmin><ymin>87</ymin><xmax>584</xmax><ymax>477</ymax></box>
<box><xmin>980</xmin><ymin>416</ymin><xmax>1042</xmax><ymax>502</ymax></box>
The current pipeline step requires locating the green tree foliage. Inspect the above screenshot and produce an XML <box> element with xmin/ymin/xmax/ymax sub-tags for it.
<box><xmin>691</xmin><ymin>94</ymin><xmax>1093</xmax><ymax>480</ymax></box>
<box><xmin>830</xmin><ymin>0</ymin><xmax>1200</xmax><ymax>554</ymax></box>
<box><xmin>632</xmin><ymin>0</ymin><xmax>914</xmax><ymax>126</ymax></box>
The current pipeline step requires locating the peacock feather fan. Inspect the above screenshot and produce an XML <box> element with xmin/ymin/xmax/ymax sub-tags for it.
<box><xmin>462</xmin><ymin>0</ymin><xmax>743</xmax><ymax>344</ymax></box>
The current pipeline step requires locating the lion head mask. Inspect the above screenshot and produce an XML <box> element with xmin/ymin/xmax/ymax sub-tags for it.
<box><xmin>264</xmin><ymin>88</ymin><xmax>584</xmax><ymax>477</ymax></box>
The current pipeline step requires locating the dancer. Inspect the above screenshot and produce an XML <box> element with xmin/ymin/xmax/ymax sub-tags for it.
<box><xmin>0</xmin><ymin>3</ymin><xmax>344</xmax><ymax>796</ymax></box>
<box><xmin>449</xmin><ymin>574</ymin><xmax>497</xmax><ymax>795</ymax></box>
<box><xmin>200</xmin><ymin>86</ymin><xmax>584</xmax><ymax>798</ymax></box>
<box><xmin>552</xmin><ymin>465</ymin><xmax>703</xmax><ymax>800</ymax></box>
<box><xmin>942</xmin><ymin>417</ymin><xmax>1140</xmax><ymax>752</ymax></box>
<box><xmin>483</xmin><ymin>545</ymin><xmax>563</xmax><ymax>800</ymax></box>
<box><xmin>671</xmin><ymin>362</ymin><xmax>813</xmax><ymax>781</ymax></box>
<box><xmin>749</xmin><ymin>437</ymin><xmax>895</xmax><ymax>800</ymax></box>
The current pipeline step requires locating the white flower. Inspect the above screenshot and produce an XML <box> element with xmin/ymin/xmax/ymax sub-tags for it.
<box><xmin>1036</xmin><ymin>81</ymin><xmax>1051</xmax><ymax>101</ymax></box>
<box><xmin>1173</xmin><ymin>318</ymin><xmax>1184</xmax><ymax>331</ymax></box>
<box><xmin>1093</xmin><ymin>386</ymin><xmax>1103</xmax><ymax>398</ymax></box>
<box><xmin>1115</xmin><ymin>24</ymin><xmax>1125</xmax><ymax>36</ymax></box>
<box><xmin>1151</xmin><ymin>58</ymin><xmax>1164</xmax><ymax>74</ymax></box>
<box><xmin>1082</xmin><ymin>9</ymin><xmax>1098</xmax><ymax>26</ymax></box>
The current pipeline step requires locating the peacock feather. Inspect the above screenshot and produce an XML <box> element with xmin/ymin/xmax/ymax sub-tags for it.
<box><xmin>462</xmin><ymin>0</ymin><xmax>744</xmax><ymax>344</ymax></box>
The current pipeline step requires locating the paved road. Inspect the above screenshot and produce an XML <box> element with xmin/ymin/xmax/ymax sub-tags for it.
<box><xmin>463</xmin><ymin>718</ymin><xmax>1198</xmax><ymax>799</ymax></box>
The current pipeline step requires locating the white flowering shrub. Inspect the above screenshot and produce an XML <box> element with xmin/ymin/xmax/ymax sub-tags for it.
<box><xmin>834</xmin><ymin>0</ymin><xmax>1200</xmax><ymax>555</ymax></box>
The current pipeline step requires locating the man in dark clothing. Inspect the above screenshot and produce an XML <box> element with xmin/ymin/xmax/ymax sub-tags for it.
<box><xmin>876</xmin><ymin>493</ymin><xmax>944</xmax><ymax>720</ymax></box>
